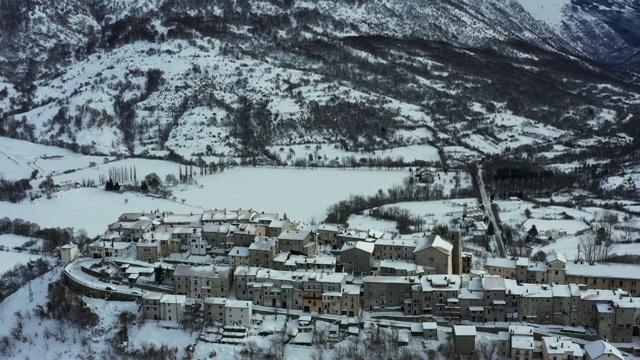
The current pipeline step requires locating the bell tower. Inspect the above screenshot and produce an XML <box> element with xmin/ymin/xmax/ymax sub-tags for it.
<box><xmin>448</xmin><ymin>229</ymin><xmax>463</xmax><ymax>274</ymax></box>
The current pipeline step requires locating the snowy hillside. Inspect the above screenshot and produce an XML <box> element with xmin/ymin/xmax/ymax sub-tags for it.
<box><xmin>0</xmin><ymin>0</ymin><xmax>639</xmax><ymax>162</ymax></box>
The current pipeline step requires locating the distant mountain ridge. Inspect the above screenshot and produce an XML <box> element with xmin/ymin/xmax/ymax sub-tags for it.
<box><xmin>0</xmin><ymin>0</ymin><xmax>639</xmax><ymax>160</ymax></box>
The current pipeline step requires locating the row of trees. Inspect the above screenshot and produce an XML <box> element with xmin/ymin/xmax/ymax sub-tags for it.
<box><xmin>0</xmin><ymin>177</ymin><xmax>32</xmax><ymax>203</ymax></box>
<box><xmin>369</xmin><ymin>206</ymin><xmax>426</xmax><ymax>234</ymax></box>
<box><xmin>325</xmin><ymin>176</ymin><xmax>467</xmax><ymax>224</ymax></box>
<box><xmin>0</xmin><ymin>258</ymin><xmax>50</xmax><ymax>301</ymax></box>
<box><xmin>0</xmin><ymin>217</ymin><xmax>90</xmax><ymax>255</ymax></box>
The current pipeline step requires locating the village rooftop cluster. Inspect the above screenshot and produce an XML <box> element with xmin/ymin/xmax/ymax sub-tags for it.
<box><xmin>59</xmin><ymin>209</ymin><xmax>640</xmax><ymax>358</ymax></box>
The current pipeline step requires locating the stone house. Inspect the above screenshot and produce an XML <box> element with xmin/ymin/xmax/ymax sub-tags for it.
<box><xmin>373</xmin><ymin>238</ymin><xmax>418</xmax><ymax>261</ymax></box>
<box><xmin>278</xmin><ymin>229</ymin><xmax>317</xmax><ymax>256</ymax></box>
<box><xmin>541</xmin><ymin>336</ymin><xmax>584</xmax><ymax>360</ymax></box>
<box><xmin>228</xmin><ymin>247</ymin><xmax>250</xmax><ymax>268</ymax></box>
<box><xmin>173</xmin><ymin>264</ymin><xmax>232</xmax><ymax>299</ymax></box>
<box><xmin>60</xmin><ymin>243</ymin><xmax>78</xmax><ymax>265</ymax></box>
<box><xmin>340</xmin><ymin>241</ymin><xmax>375</xmax><ymax>275</ymax></box>
<box><xmin>316</xmin><ymin>224</ymin><xmax>344</xmax><ymax>246</ymax></box>
<box><xmin>584</xmin><ymin>340</ymin><xmax>624</xmax><ymax>360</ymax></box>
<box><xmin>412</xmin><ymin>235</ymin><xmax>453</xmax><ymax>274</ymax></box>
<box><xmin>233</xmin><ymin>223</ymin><xmax>265</xmax><ymax>247</ymax></box>
<box><xmin>452</xmin><ymin>325</ymin><xmax>476</xmax><ymax>356</ymax></box>
<box><xmin>248</xmin><ymin>236</ymin><xmax>279</xmax><ymax>269</ymax></box>
<box><xmin>265</xmin><ymin>219</ymin><xmax>296</xmax><ymax>238</ymax></box>
<box><xmin>202</xmin><ymin>223</ymin><xmax>232</xmax><ymax>249</ymax></box>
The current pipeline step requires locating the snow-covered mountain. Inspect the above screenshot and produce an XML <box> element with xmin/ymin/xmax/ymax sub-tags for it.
<box><xmin>1</xmin><ymin>0</ymin><xmax>639</xmax><ymax>160</ymax></box>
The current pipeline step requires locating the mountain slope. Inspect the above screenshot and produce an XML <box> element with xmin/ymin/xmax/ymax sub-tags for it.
<box><xmin>1</xmin><ymin>0</ymin><xmax>639</xmax><ymax>162</ymax></box>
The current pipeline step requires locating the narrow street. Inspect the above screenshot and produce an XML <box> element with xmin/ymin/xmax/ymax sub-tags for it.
<box><xmin>477</xmin><ymin>165</ymin><xmax>506</xmax><ymax>257</ymax></box>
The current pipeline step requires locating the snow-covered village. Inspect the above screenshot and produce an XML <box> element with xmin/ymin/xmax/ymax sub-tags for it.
<box><xmin>49</xmin><ymin>204</ymin><xmax>639</xmax><ymax>360</ymax></box>
<box><xmin>2</xmin><ymin>134</ymin><xmax>640</xmax><ymax>360</ymax></box>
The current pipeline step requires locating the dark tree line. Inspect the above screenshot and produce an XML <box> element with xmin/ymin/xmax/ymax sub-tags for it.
<box><xmin>0</xmin><ymin>177</ymin><xmax>31</xmax><ymax>203</ymax></box>
<box><xmin>369</xmin><ymin>206</ymin><xmax>425</xmax><ymax>234</ymax></box>
<box><xmin>42</xmin><ymin>279</ymin><xmax>99</xmax><ymax>329</ymax></box>
<box><xmin>229</xmin><ymin>96</ymin><xmax>274</xmax><ymax>156</ymax></box>
<box><xmin>0</xmin><ymin>258</ymin><xmax>51</xmax><ymax>301</ymax></box>
<box><xmin>325</xmin><ymin>177</ymin><xmax>452</xmax><ymax>224</ymax></box>
<box><xmin>0</xmin><ymin>217</ymin><xmax>80</xmax><ymax>254</ymax></box>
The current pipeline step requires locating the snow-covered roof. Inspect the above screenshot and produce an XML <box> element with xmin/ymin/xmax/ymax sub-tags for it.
<box><xmin>160</xmin><ymin>294</ymin><xmax>186</xmax><ymax>304</ymax></box>
<box><xmin>229</xmin><ymin>247</ymin><xmax>249</xmax><ymax>257</ymax></box>
<box><xmin>453</xmin><ymin>325</ymin><xmax>476</xmax><ymax>336</ymax></box>
<box><xmin>268</xmin><ymin>219</ymin><xmax>291</xmax><ymax>228</ymax></box>
<box><xmin>131</xmin><ymin>219</ymin><xmax>153</xmax><ymax>230</ymax></box>
<box><xmin>202</xmin><ymin>209</ymin><xmax>254</xmax><ymax>222</ymax></box>
<box><xmin>342</xmin><ymin>284</ymin><xmax>360</xmax><ymax>295</ymax></box>
<box><xmin>285</xmin><ymin>254</ymin><xmax>336</xmax><ymax>266</ymax></box>
<box><xmin>340</xmin><ymin>241</ymin><xmax>375</xmax><ymax>254</ymax></box>
<box><xmin>550</xmin><ymin>285</ymin><xmax>572</xmax><ymax>298</ymax></box>
<box><xmin>90</xmin><ymin>238</ymin><xmax>130</xmax><ymax>250</ymax></box>
<box><xmin>413</xmin><ymin>235</ymin><xmax>453</xmax><ymax>255</ymax></box>
<box><xmin>317</xmin><ymin>224</ymin><xmax>343</xmax><ymax>232</ymax></box>
<box><xmin>173</xmin><ymin>264</ymin><xmax>230</xmax><ymax>279</ymax></box>
<box><xmin>205</xmin><ymin>297</ymin><xmax>227</xmax><ymax>305</ymax></box>
<box><xmin>225</xmin><ymin>300</ymin><xmax>251</xmax><ymax>309</ymax></box>
<box><xmin>584</xmin><ymin>340</ymin><xmax>624</xmax><ymax>360</ymax></box>
<box><xmin>486</xmin><ymin>257</ymin><xmax>517</xmax><ymax>269</ymax></box>
<box><xmin>566</xmin><ymin>261</ymin><xmax>640</xmax><ymax>280</ymax></box>
<box><xmin>596</xmin><ymin>303</ymin><xmax>614</xmax><ymax>314</ymax></box>
<box><xmin>249</xmin><ymin>212</ymin><xmax>279</xmax><ymax>223</ymax></box>
<box><xmin>101</xmin><ymin>230</ymin><xmax>124</xmax><ymax>240</ymax></box>
<box><xmin>249</xmin><ymin>237</ymin><xmax>278</xmax><ymax>251</ymax></box>
<box><xmin>546</xmin><ymin>253</ymin><xmax>567</xmax><ymax>264</ymax></box>
<box><xmin>278</xmin><ymin>229</ymin><xmax>311</xmax><ymax>241</ymax></box>
<box><xmin>163</xmin><ymin>214</ymin><xmax>202</xmax><ymax>224</ymax></box>
<box><xmin>374</xmin><ymin>238</ymin><xmax>417</xmax><ymax>248</ymax></box>
<box><xmin>422</xmin><ymin>322</ymin><xmax>437</xmax><ymax>330</ymax></box>
<box><xmin>234</xmin><ymin>223</ymin><xmax>261</xmax><ymax>235</ymax></box>
<box><xmin>202</xmin><ymin>222</ymin><xmax>232</xmax><ymax>233</ymax></box>
<box><xmin>482</xmin><ymin>276</ymin><xmax>506</xmax><ymax>291</ymax></box>
<box><xmin>509</xmin><ymin>326</ymin><xmax>533</xmax><ymax>336</ymax></box>
<box><xmin>511</xmin><ymin>335</ymin><xmax>534</xmax><ymax>350</ymax></box>
<box><xmin>236</xmin><ymin>266</ymin><xmax>345</xmax><ymax>285</ymax></box>
<box><xmin>61</xmin><ymin>243</ymin><xmax>77</xmax><ymax>249</ymax></box>
<box><xmin>142</xmin><ymin>291</ymin><xmax>164</xmax><ymax>300</ymax></box>
<box><xmin>142</xmin><ymin>231</ymin><xmax>172</xmax><ymax>242</ymax></box>
<box><xmin>542</xmin><ymin>337</ymin><xmax>582</xmax><ymax>356</ymax></box>
<box><xmin>458</xmin><ymin>288</ymin><xmax>483</xmax><ymax>300</ymax></box>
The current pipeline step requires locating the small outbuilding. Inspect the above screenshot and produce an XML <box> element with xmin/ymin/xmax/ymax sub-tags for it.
<box><xmin>453</xmin><ymin>325</ymin><xmax>477</xmax><ymax>356</ymax></box>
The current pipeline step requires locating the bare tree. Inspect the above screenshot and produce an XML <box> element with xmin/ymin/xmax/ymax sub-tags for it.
<box><xmin>52</xmin><ymin>321</ymin><xmax>69</xmax><ymax>343</ymax></box>
<box><xmin>579</xmin><ymin>231</ymin><xmax>615</xmax><ymax>262</ymax></box>
<box><xmin>312</xmin><ymin>321</ymin><xmax>329</xmax><ymax>348</ymax></box>
<box><xmin>239</xmin><ymin>340</ymin><xmax>263</xmax><ymax>360</ymax></box>
<box><xmin>0</xmin><ymin>336</ymin><xmax>13</xmax><ymax>357</ymax></box>
<box><xmin>477</xmin><ymin>340</ymin><xmax>498</xmax><ymax>360</ymax></box>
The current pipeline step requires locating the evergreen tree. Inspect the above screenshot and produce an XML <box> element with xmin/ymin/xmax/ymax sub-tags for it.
<box><xmin>154</xmin><ymin>266</ymin><xmax>165</xmax><ymax>284</ymax></box>
<box><xmin>487</xmin><ymin>222</ymin><xmax>495</xmax><ymax>236</ymax></box>
<box><xmin>528</xmin><ymin>224</ymin><xmax>539</xmax><ymax>238</ymax></box>
<box><xmin>140</xmin><ymin>181</ymin><xmax>148</xmax><ymax>192</ymax></box>
<box><xmin>113</xmin><ymin>182</ymin><xmax>121</xmax><ymax>191</ymax></box>
<box><xmin>105</xmin><ymin>178</ymin><xmax>114</xmax><ymax>191</ymax></box>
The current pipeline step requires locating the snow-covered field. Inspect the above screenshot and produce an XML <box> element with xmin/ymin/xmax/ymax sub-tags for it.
<box><xmin>3</xmin><ymin>187</ymin><xmax>199</xmax><ymax>236</ymax></box>
<box><xmin>176</xmin><ymin>167</ymin><xmax>407</xmax><ymax>223</ymax></box>
<box><xmin>0</xmin><ymin>138</ymin><xmax>412</xmax><ymax>234</ymax></box>
<box><xmin>0</xmin><ymin>251</ymin><xmax>43</xmax><ymax>273</ymax></box>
